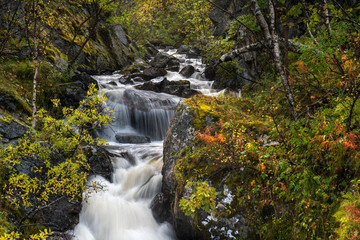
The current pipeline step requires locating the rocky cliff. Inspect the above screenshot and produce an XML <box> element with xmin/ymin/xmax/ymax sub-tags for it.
<box><xmin>152</xmin><ymin>97</ymin><xmax>255</xmax><ymax>240</ymax></box>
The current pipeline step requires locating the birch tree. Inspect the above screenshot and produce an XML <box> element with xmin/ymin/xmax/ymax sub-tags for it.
<box><xmin>218</xmin><ymin>0</ymin><xmax>299</xmax><ymax>120</ymax></box>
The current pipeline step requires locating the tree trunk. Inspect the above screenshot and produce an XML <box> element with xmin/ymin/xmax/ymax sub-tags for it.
<box><xmin>323</xmin><ymin>0</ymin><xmax>332</xmax><ymax>34</ymax></box>
<box><xmin>31</xmin><ymin>0</ymin><xmax>38</xmax><ymax>129</ymax></box>
<box><xmin>32</xmin><ymin>37</ymin><xmax>38</xmax><ymax>129</ymax></box>
<box><xmin>269</xmin><ymin>0</ymin><xmax>298</xmax><ymax>120</ymax></box>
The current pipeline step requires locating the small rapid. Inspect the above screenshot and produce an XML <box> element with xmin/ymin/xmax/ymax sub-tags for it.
<box><xmin>72</xmin><ymin>48</ymin><xmax>215</xmax><ymax>240</ymax></box>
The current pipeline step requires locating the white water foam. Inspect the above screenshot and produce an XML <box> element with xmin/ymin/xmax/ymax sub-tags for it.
<box><xmin>73</xmin><ymin>48</ymin><xmax>219</xmax><ymax>240</ymax></box>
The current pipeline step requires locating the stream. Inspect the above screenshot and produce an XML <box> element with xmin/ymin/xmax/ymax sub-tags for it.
<box><xmin>72</xmin><ymin>48</ymin><xmax>216</xmax><ymax>240</ymax></box>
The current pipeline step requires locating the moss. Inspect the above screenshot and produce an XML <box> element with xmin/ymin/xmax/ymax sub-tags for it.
<box><xmin>0</xmin><ymin>211</ymin><xmax>15</xmax><ymax>235</ymax></box>
<box><xmin>0</xmin><ymin>88</ymin><xmax>31</xmax><ymax>115</ymax></box>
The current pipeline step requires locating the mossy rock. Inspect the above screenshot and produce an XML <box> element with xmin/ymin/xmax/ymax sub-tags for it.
<box><xmin>0</xmin><ymin>88</ymin><xmax>31</xmax><ymax>115</ymax></box>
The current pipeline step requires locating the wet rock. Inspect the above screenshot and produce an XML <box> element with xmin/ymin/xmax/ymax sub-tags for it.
<box><xmin>105</xmin><ymin>88</ymin><xmax>178</xmax><ymax>112</ymax></box>
<box><xmin>115</xmin><ymin>133</ymin><xmax>151</xmax><ymax>144</ymax></box>
<box><xmin>152</xmin><ymin>102</ymin><xmax>197</xmax><ymax>238</ymax></box>
<box><xmin>152</xmin><ymin>101</ymin><xmax>254</xmax><ymax>240</ymax></box>
<box><xmin>119</xmin><ymin>75</ymin><xmax>136</xmax><ymax>85</ymax></box>
<box><xmin>135</xmin><ymin>79</ymin><xmax>199</xmax><ymax>98</ymax></box>
<box><xmin>143</xmin><ymin>67</ymin><xmax>167</xmax><ymax>80</ymax></box>
<box><xmin>167</xmin><ymin>58</ymin><xmax>180</xmax><ymax>68</ymax></box>
<box><xmin>87</xmin><ymin>146</ymin><xmax>114</xmax><ymax>181</ymax></box>
<box><xmin>132</xmin><ymin>76</ymin><xmax>145</xmax><ymax>82</ymax></box>
<box><xmin>150</xmin><ymin>52</ymin><xmax>173</xmax><ymax>68</ymax></box>
<box><xmin>166</xmin><ymin>66</ymin><xmax>180</xmax><ymax>72</ymax></box>
<box><xmin>180</xmin><ymin>65</ymin><xmax>195</xmax><ymax>78</ymax></box>
<box><xmin>161</xmin><ymin>80</ymin><xmax>199</xmax><ymax>98</ymax></box>
<box><xmin>149</xmin><ymin>52</ymin><xmax>180</xmax><ymax>73</ymax></box>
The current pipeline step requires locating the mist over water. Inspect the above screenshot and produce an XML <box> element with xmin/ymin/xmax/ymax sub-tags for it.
<box><xmin>73</xmin><ymin>49</ymin><xmax>215</xmax><ymax>240</ymax></box>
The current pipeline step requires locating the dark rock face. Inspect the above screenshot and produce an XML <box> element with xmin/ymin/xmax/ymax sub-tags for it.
<box><xmin>115</xmin><ymin>133</ymin><xmax>151</xmax><ymax>144</ymax></box>
<box><xmin>204</xmin><ymin>65</ymin><xmax>216</xmax><ymax>80</ymax></box>
<box><xmin>71</xmin><ymin>72</ymin><xmax>99</xmax><ymax>90</ymax></box>
<box><xmin>153</xmin><ymin>102</ymin><xmax>252</xmax><ymax>240</ymax></box>
<box><xmin>209</xmin><ymin>0</ymin><xmax>245</xmax><ymax>36</ymax></box>
<box><xmin>0</xmin><ymin>116</ymin><xmax>29</xmax><ymax>143</ymax></box>
<box><xmin>88</xmin><ymin>146</ymin><xmax>114</xmax><ymax>181</ymax></box>
<box><xmin>40</xmin><ymin>197</ymin><xmax>81</xmax><ymax>233</ymax></box>
<box><xmin>152</xmin><ymin>102</ymin><xmax>199</xmax><ymax>240</ymax></box>
<box><xmin>135</xmin><ymin>79</ymin><xmax>199</xmax><ymax>98</ymax></box>
<box><xmin>57</xmin><ymin>73</ymin><xmax>98</xmax><ymax>108</ymax></box>
<box><xmin>179</xmin><ymin>65</ymin><xmax>195</xmax><ymax>78</ymax></box>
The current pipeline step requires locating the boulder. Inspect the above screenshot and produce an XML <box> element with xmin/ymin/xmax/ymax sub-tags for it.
<box><xmin>161</xmin><ymin>80</ymin><xmax>199</xmax><ymax>98</ymax></box>
<box><xmin>143</xmin><ymin>67</ymin><xmax>167</xmax><ymax>80</ymax></box>
<box><xmin>105</xmin><ymin>88</ymin><xmax>178</xmax><ymax>112</ymax></box>
<box><xmin>150</xmin><ymin>52</ymin><xmax>173</xmax><ymax>68</ymax></box>
<box><xmin>179</xmin><ymin>65</ymin><xmax>195</xmax><ymax>78</ymax></box>
<box><xmin>115</xmin><ymin>133</ymin><xmax>151</xmax><ymax>144</ymax></box>
<box><xmin>150</xmin><ymin>52</ymin><xmax>181</xmax><ymax>71</ymax></box>
<box><xmin>135</xmin><ymin>79</ymin><xmax>199</xmax><ymax>98</ymax></box>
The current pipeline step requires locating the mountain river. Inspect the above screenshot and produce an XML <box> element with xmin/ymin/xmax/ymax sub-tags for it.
<box><xmin>72</xmin><ymin>49</ymin><xmax>217</xmax><ymax>240</ymax></box>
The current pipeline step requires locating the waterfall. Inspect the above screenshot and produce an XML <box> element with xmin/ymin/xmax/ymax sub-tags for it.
<box><xmin>72</xmin><ymin>48</ymin><xmax>215</xmax><ymax>240</ymax></box>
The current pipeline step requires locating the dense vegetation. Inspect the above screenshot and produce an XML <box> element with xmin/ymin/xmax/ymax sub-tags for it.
<box><xmin>123</xmin><ymin>0</ymin><xmax>360</xmax><ymax>238</ymax></box>
<box><xmin>1</xmin><ymin>0</ymin><xmax>360</xmax><ymax>239</ymax></box>
<box><xmin>162</xmin><ymin>1</ymin><xmax>360</xmax><ymax>239</ymax></box>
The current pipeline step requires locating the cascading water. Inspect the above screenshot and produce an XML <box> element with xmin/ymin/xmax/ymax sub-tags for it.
<box><xmin>72</xmin><ymin>48</ymin><xmax>216</xmax><ymax>240</ymax></box>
